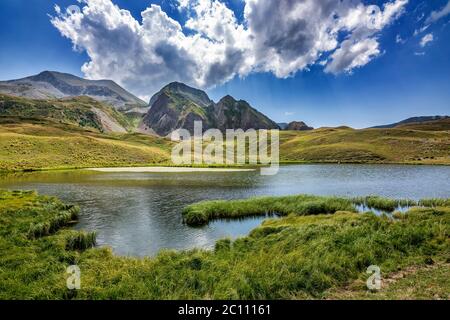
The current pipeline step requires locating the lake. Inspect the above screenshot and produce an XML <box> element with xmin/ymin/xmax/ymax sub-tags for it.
<box><xmin>0</xmin><ymin>164</ymin><xmax>449</xmax><ymax>256</ymax></box>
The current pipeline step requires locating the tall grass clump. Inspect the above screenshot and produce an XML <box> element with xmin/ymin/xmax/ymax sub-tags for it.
<box><xmin>65</xmin><ymin>231</ymin><xmax>96</xmax><ymax>251</ymax></box>
<box><xmin>182</xmin><ymin>194</ymin><xmax>355</xmax><ymax>225</ymax></box>
<box><xmin>28</xmin><ymin>205</ymin><xmax>79</xmax><ymax>238</ymax></box>
<box><xmin>352</xmin><ymin>196</ymin><xmax>417</xmax><ymax>212</ymax></box>
<box><xmin>419</xmin><ymin>198</ymin><xmax>450</xmax><ymax>207</ymax></box>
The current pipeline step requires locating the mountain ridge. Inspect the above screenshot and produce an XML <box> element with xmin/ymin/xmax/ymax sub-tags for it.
<box><xmin>2</xmin><ymin>72</ymin><xmax>449</xmax><ymax>135</ymax></box>
<box><xmin>371</xmin><ymin>116</ymin><xmax>449</xmax><ymax>129</ymax></box>
<box><xmin>0</xmin><ymin>71</ymin><xmax>147</xmax><ymax>114</ymax></box>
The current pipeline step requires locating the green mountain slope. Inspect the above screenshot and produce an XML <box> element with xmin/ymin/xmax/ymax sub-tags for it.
<box><xmin>371</xmin><ymin>116</ymin><xmax>449</xmax><ymax>129</ymax></box>
<box><xmin>0</xmin><ymin>94</ymin><xmax>137</xmax><ymax>133</ymax></box>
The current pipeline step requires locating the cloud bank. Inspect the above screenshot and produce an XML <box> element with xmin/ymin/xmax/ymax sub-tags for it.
<box><xmin>51</xmin><ymin>0</ymin><xmax>408</xmax><ymax>98</ymax></box>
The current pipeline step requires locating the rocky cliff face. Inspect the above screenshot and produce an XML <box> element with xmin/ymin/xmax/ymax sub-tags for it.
<box><xmin>139</xmin><ymin>82</ymin><xmax>214</xmax><ymax>136</ymax></box>
<box><xmin>0</xmin><ymin>71</ymin><xmax>147</xmax><ymax>114</ymax></box>
<box><xmin>139</xmin><ymin>82</ymin><xmax>279</xmax><ymax>136</ymax></box>
<box><xmin>286</xmin><ymin>121</ymin><xmax>313</xmax><ymax>131</ymax></box>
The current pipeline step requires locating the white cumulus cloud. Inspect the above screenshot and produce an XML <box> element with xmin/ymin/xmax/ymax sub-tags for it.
<box><xmin>420</xmin><ymin>33</ymin><xmax>434</xmax><ymax>47</ymax></box>
<box><xmin>325</xmin><ymin>38</ymin><xmax>381</xmax><ymax>74</ymax></box>
<box><xmin>50</xmin><ymin>0</ymin><xmax>408</xmax><ymax>97</ymax></box>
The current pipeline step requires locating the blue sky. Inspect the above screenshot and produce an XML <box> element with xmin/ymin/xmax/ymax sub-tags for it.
<box><xmin>0</xmin><ymin>0</ymin><xmax>449</xmax><ymax>128</ymax></box>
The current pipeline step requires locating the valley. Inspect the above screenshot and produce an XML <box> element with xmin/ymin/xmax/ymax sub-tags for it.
<box><xmin>0</xmin><ymin>71</ymin><xmax>448</xmax><ymax>301</ymax></box>
<box><xmin>0</xmin><ymin>117</ymin><xmax>448</xmax><ymax>172</ymax></box>
<box><xmin>1</xmin><ymin>71</ymin><xmax>448</xmax><ymax>172</ymax></box>
<box><xmin>2</xmin><ymin>0</ymin><xmax>450</xmax><ymax>305</ymax></box>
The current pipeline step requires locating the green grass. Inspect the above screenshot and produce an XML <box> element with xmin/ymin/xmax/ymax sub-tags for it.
<box><xmin>0</xmin><ymin>190</ymin><xmax>449</xmax><ymax>299</ymax></box>
<box><xmin>182</xmin><ymin>195</ymin><xmax>356</xmax><ymax>226</ymax></box>
<box><xmin>182</xmin><ymin>194</ymin><xmax>449</xmax><ymax>226</ymax></box>
<box><xmin>418</xmin><ymin>198</ymin><xmax>450</xmax><ymax>207</ymax></box>
<box><xmin>352</xmin><ymin>196</ymin><xmax>417</xmax><ymax>212</ymax></box>
<box><xmin>279</xmin><ymin>123</ymin><xmax>450</xmax><ymax>165</ymax></box>
<box><xmin>65</xmin><ymin>231</ymin><xmax>97</xmax><ymax>251</ymax></box>
<box><xmin>0</xmin><ymin>122</ymin><xmax>173</xmax><ymax>171</ymax></box>
<box><xmin>326</xmin><ymin>262</ymin><xmax>450</xmax><ymax>300</ymax></box>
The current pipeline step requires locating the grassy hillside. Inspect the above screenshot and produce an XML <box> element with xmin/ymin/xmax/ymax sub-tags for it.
<box><xmin>0</xmin><ymin>94</ymin><xmax>136</xmax><ymax>133</ymax></box>
<box><xmin>0</xmin><ymin>190</ymin><xmax>448</xmax><ymax>299</ymax></box>
<box><xmin>0</xmin><ymin>121</ymin><xmax>172</xmax><ymax>171</ymax></box>
<box><xmin>0</xmin><ymin>121</ymin><xmax>448</xmax><ymax>171</ymax></box>
<box><xmin>396</xmin><ymin>118</ymin><xmax>450</xmax><ymax>131</ymax></box>
<box><xmin>279</xmin><ymin>122</ymin><xmax>450</xmax><ymax>164</ymax></box>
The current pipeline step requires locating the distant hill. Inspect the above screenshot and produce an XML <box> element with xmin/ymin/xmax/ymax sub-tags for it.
<box><xmin>371</xmin><ymin>116</ymin><xmax>449</xmax><ymax>129</ymax></box>
<box><xmin>279</xmin><ymin>125</ymin><xmax>450</xmax><ymax>164</ymax></box>
<box><xmin>394</xmin><ymin>117</ymin><xmax>450</xmax><ymax>131</ymax></box>
<box><xmin>0</xmin><ymin>94</ymin><xmax>134</xmax><ymax>133</ymax></box>
<box><xmin>286</xmin><ymin>121</ymin><xmax>313</xmax><ymax>131</ymax></box>
<box><xmin>0</xmin><ymin>71</ymin><xmax>147</xmax><ymax>114</ymax></box>
<box><xmin>139</xmin><ymin>82</ymin><xmax>279</xmax><ymax>136</ymax></box>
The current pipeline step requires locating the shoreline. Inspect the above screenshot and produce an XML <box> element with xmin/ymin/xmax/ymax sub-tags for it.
<box><xmin>0</xmin><ymin>161</ymin><xmax>449</xmax><ymax>174</ymax></box>
<box><xmin>86</xmin><ymin>166</ymin><xmax>257</xmax><ymax>173</ymax></box>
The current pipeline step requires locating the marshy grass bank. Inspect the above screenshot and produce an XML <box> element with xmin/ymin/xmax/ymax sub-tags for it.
<box><xmin>182</xmin><ymin>195</ymin><xmax>355</xmax><ymax>225</ymax></box>
<box><xmin>182</xmin><ymin>194</ymin><xmax>450</xmax><ymax>226</ymax></box>
<box><xmin>0</xmin><ymin>190</ymin><xmax>449</xmax><ymax>299</ymax></box>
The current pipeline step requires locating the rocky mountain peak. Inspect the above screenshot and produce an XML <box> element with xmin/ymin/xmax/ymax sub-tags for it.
<box><xmin>218</xmin><ymin>95</ymin><xmax>236</xmax><ymax>104</ymax></box>
<box><xmin>141</xmin><ymin>82</ymin><xmax>279</xmax><ymax>136</ymax></box>
<box><xmin>29</xmin><ymin>70</ymin><xmax>57</xmax><ymax>81</ymax></box>
<box><xmin>150</xmin><ymin>82</ymin><xmax>212</xmax><ymax>108</ymax></box>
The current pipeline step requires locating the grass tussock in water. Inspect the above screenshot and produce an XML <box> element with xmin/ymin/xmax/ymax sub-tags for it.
<box><xmin>184</xmin><ymin>194</ymin><xmax>450</xmax><ymax>226</ymax></box>
<box><xmin>352</xmin><ymin>196</ymin><xmax>417</xmax><ymax>212</ymax></box>
<box><xmin>0</xmin><ymin>189</ymin><xmax>449</xmax><ymax>299</ymax></box>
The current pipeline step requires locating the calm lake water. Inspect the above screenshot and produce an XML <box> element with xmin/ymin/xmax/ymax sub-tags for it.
<box><xmin>1</xmin><ymin>164</ymin><xmax>449</xmax><ymax>256</ymax></box>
